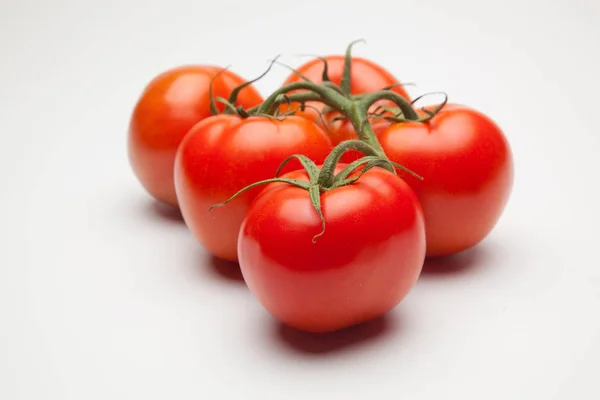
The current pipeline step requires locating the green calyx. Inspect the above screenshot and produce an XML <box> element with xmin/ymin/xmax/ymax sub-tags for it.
<box><xmin>241</xmin><ymin>40</ymin><xmax>447</xmax><ymax>157</ymax></box>
<box><xmin>208</xmin><ymin>40</ymin><xmax>449</xmax><ymax>139</ymax></box>
<box><xmin>208</xmin><ymin>140</ymin><xmax>422</xmax><ymax>243</ymax></box>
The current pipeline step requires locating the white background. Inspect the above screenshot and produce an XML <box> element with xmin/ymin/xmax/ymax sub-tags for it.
<box><xmin>1</xmin><ymin>0</ymin><xmax>599</xmax><ymax>398</ymax></box>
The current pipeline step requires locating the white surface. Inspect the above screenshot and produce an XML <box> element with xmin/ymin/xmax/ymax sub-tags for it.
<box><xmin>1</xmin><ymin>0</ymin><xmax>599</xmax><ymax>398</ymax></box>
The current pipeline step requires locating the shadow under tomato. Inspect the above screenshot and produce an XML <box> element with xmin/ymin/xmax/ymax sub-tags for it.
<box><xmin>146</xmin><ymin>199</ymin><xmax>184</xmax><ymax>223</ymax></box>
<box><xmin>421</xmin><ymin>245</ymin><xmax>489</xmax><ymax>276</ymax></box>
<box><xmin>274</xmin><ymin>314</ymin><xmax>397</xmax><ymax>355</ymax></box>
<box><xmin>206</xmin><ymin>254</ymin><xmax>246</xmax><ymax>283</ymax></box>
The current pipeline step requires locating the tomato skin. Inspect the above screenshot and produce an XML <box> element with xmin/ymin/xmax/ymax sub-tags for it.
<box><xmin>378</xmin><ymin>104</ymin><xmax>514</xmax><ymax>257</ymax></box>
<box><xmin>238</xmin><ymin>166</ymin><xmax>426</xmax><ymax>333</ymax></box>
<box><xmin>174</xmin><ymin>115</ymin><xmax>333</xmax><ymax>262</ymax></box>
<box><xmin>280</xmin><ymin>56</ymin><xmax>411</xmax><ymax>128</ymax></box>
<box><xmin>128</xmin><ymin>65</ymin><xmax>263</xmax><ymax>207</ymax></box>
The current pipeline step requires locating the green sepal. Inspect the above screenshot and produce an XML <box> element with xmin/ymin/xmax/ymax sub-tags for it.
<box><xmin>208</xmin><ymin>178</ymin><xmax>310</xmax><ymax>212</ymax></box>
<box><xmin>308</xmin><ymin>184</ymin><xmax>326</xmax><ymax>243</ymax></box>
<box><xmin>227</xmin><ymin>56</ymin><xmax>280</xmax><ymax>107</ymax></box>
<box><xmin>275</xmin><ymin>154</ymin><xmax>320</xmax><ymax>180</ymax></box>
<box><xmin>340</xmin><ymin>39</ymin><xmax>365</xmax><ymax>97</ymax></box>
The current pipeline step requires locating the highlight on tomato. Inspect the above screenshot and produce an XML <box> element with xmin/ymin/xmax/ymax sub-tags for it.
<box><xmin>127</xmin><ymin>65</ymin><xmax>263</xmax><ymax>207</ymax></box>
<box><xmin>211</xmin><ymin>148</ymin><xmax>426</xmax><ymax>333</ymax></box>
<box><xmin>174</xmin><ymin>115</ymin><xmax>333</xmax><ymax>262</ymax></box>
<box><xmin>378</xmin><ymin>103</ymin><xmax>514</xmax><ymax>257</ymax></box>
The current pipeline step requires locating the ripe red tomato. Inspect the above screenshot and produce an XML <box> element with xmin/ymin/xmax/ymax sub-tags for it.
<box><xmin>378</xmin><ymin>104</ymin><xmax>514</xmax><ymax>257</ymax></box>
<box><xmin>128</xmin><ymin>65</ymin><xmax>263</xmax><ymax>207</ymax></box>
<box><xmin>279</xmin><ymin>56</ymin><xmax>411</xmax><ymax>127</ymax></box>
<box><xmin>174</xmin><ymin>115</ymin><xmax>333</xmax><ymax>262</ymax></box>
<box><xmin>237</xmin><ymin>165</ymin><xmax>426</xmax><ymax>333</ymax></box>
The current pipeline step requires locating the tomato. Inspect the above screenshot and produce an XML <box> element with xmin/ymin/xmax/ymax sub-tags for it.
<box><xmin>279</xmin><ymin>56</ymin><xmax>411</xmax><ymax>128</ymax></box>
<box><xmin>237</xmin><ymin>165</ymin><xmax>426</xmax><ymax>333</ymax></box>
<box><xmin>128</xmin><ymin>65</ymin><xmax>263</xmax><ymax>207</ymax></box>
<box><xmin>174</xmin><ymin>115</ymin><xmax>333</xmax><ymax>262</ymax></box>
<box><xmin>378</xmin><ymin>103</ymin><xmax>514</xmax><ymax>257</ymax></box>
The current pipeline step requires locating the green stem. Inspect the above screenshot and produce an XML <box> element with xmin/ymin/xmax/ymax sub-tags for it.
<box><xmin>252</xmin><ymin>83</ymin><xmax>389</xmax><ymax>161</ymax></box>
<box><xmin>359</xmin><ymin>90</ymin><xmax>419</xmax><ymax>120</ymax></box>
<box><xmin>344</xmin><ymin>102</ymin><xmax>387</xmax><ymax>157</ymax></box>
<box><xmin>268</xmin><ymin>92</ymin><xmax>324</xmax><ymax>115</ymax></box>
<box><xmin>246</xmin><ymin>92</ymin><xmax>319</xmax><ymax>115</ymax></box>
<box><xmin>317</xmin><ymin>140</ymin><xmax>388</xmax><ymax>188</ymax></box>
<box><xmin>257</xmin><ymin>81</ymin><xmax>351</xmax><ymax>115</ymax></box>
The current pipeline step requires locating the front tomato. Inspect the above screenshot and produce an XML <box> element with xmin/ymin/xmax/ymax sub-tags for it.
<box><xmin>378</xmin><ymin>104</ymin><xmax>514</xmax><ymax>257</ymax></box>
<box><xmin>238</xmin><ymin>166</ymin><xmax>426</xmax><ymax>333</ymax></box>
<box><xmin>174</xmin><ymin>115</ymin><xmax>333</xmax><ymax>262</ymax></box>
<box><xmin>128</xmin><ymin>65</ymin><xmax>263</xmax><ymax>207</ymax></box>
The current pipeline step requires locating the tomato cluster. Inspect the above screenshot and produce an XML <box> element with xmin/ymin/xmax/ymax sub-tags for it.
<box><xmin>127</xmin><ymin>42</ymin><xmax>513</xmax><ymax>333</ymax></box>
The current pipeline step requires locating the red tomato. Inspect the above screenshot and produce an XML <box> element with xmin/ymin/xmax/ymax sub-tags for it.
<box><xmin>238</xmin><ymin>165</ymin><xmax>426</xmax><ymax>333</ymax></box>
<box><xmin>378</xmin><ymin>104</ymin><xmax>514</xmax><ymax>257</ymax></box>
<box><xmin>174</xmin><ymin>115</ymin><xmax>333</xmax><ymax>262</ymax></box>
<box><xmin>279</xmin><ymin>56</ymin><xmax>411</xmax><ymax>127</ymax></box>
<box><xmin>128</xmin><ymin>65</ymin><xmax>263</xmax><ymax>207</ymax></box>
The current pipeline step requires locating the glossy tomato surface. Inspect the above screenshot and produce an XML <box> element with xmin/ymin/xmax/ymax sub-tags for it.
<box><xmin>378</xmin><ymin>104</ymin><xmax>514</xmax><ymax>257</ymax></box>
<box><xmin>128</xmin><ymin>65</ymin><xmax>263</xmax><ymax>207</ymax></box>
<box><xmin>280</xmin><ymin>56</ymin><xmax>411</xmax><ymax>129</ymax></box>
<box><xmin>238</xmin><ymin>166</ymin><xmax>426</xmax><ymax>333</ymax></box>
<box><xmin>174</xmin><ymin>115</ymin><xmax>333</xmax><ymax>262</ymax></box>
